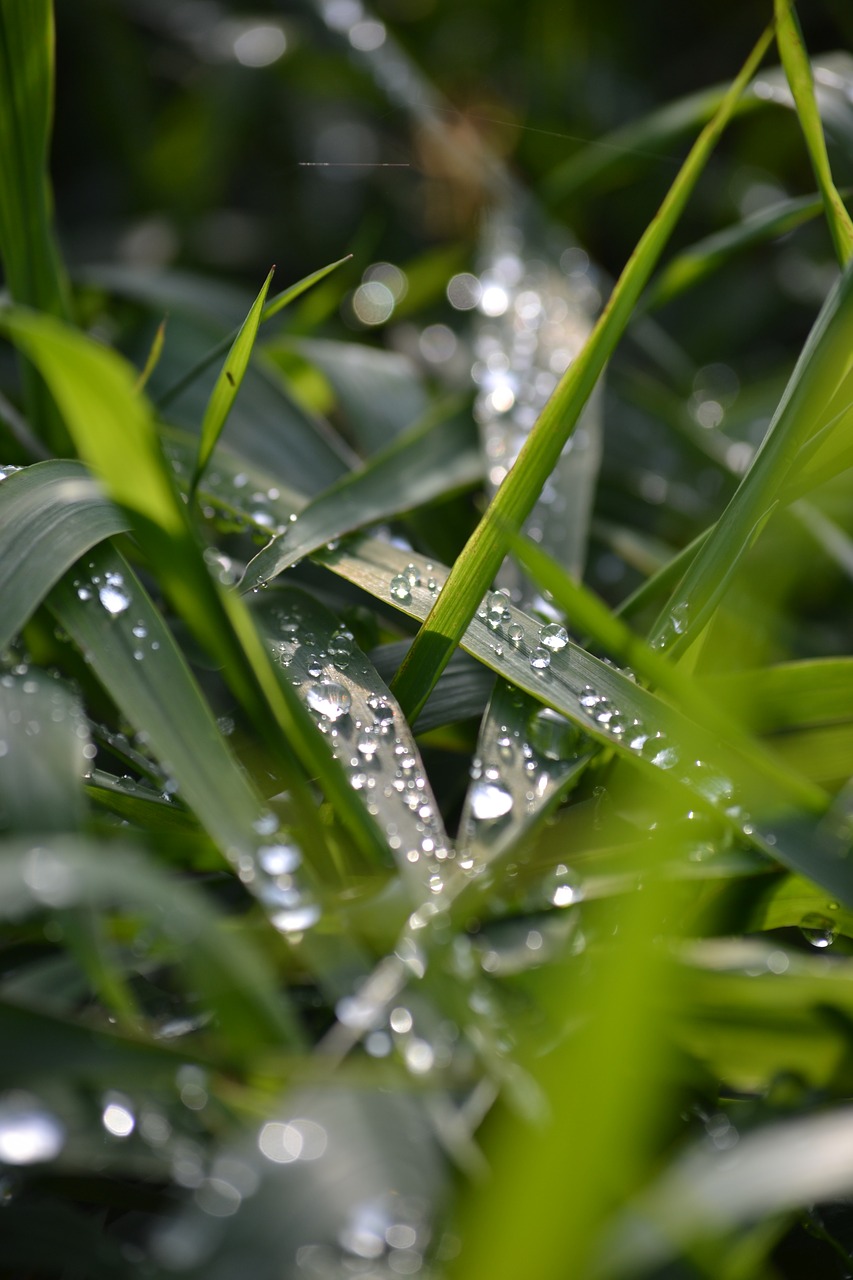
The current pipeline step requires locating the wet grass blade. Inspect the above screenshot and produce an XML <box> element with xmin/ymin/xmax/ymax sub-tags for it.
<box><xmin>0</xmin><ymin>309</ymin><xmax>388</xmax><ymax>867</ymax></box>
<box><xmin>0</xmin><ymin>460</ymin><xmax>129</xmax><ymax>652</ymax></box>
<box><xmin>0</xmin><ymin>837</ymin><xmax>300</xmax><ymax>1054</ymax></box>
<box><xmin>648</xmin><ymin>260</ymin><xmax>853</xmax><ymax>656</ymax></box>
<box><xmin>775</xmin><ymin>0</ymin><xmax>853</xmax><ymax>265</ymax></box>
<box><xmin>390</xmin><ymin>25</ymin><xmax>775</xmax><ymax>723</ymax></box>
<box><xmin>191</xmin><ymin>266</ymin><xmax>275</xmax><ymax>497</ymax></box>
<box><xmin>155</xmin><ymin>255</ymin><xmax>352</xmax><ymax>412</ymax></box>
<box><xmin>241</xmin><ymin>400</ymin><xmax>479</xmax><ymax>591</ymax></box>
<box><xmin>0</xmin><ymin>673</ymin><xmax>90</xmax><ymax>833</ymax></box>
<box><xmin>253</xmin><ymin>586</ymin><xmax>453</xmax><ymax>900</ymax></box>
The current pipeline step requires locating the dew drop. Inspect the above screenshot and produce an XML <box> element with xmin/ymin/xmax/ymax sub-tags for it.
<box><xmin>389</xmin><ymin>575</ymin><xmax>412</xmax><ymax>603</ymax></box>
<box><xmin>258</xmin><ymin>843</ymin><xmax>301</xmax><ymax>875</ymax></box>
<box><xmin>98</xmin><ymin>580</ymin><xmax>130</xmax><ymax>615</ymax></box>
<box><xmin>539</xmin><ymin>623</ymin><xmax>568</xmax><ymax>652</ymax></box>
<box><xmin>306</xmin><ymin>681</ymin><xmax>352</xmax><ymax>722</ymax></box>
<box><xmin>508</xmin><ymin>622</ymin><xmax>525</xmax><ymax>646</ymax></box>
<box><xmin>0</xmin><ymin>1094</ymin><xmax>65</xmax><ymax>1165</ymax></box>
<box><xmin>800</xmin><ymin>913</ymin><xmax>836</xmax><ymax>949</ymax></box>
<box><xmin>529</xmin><ymin>647</ymin><xmax>551</xmax><ymax>671</ymax></box>
<box><xmin>469</xmin><ymin>779</ymin><xmax>513</xmax><ymax>821</ymax></box>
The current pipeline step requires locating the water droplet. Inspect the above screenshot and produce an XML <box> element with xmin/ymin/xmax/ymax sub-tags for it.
<box><xmin>508</xmin><ymin>622</ymin><xmax>525</xmax><ymax>646</ymax></box>
<box><xmin>306</xmin><ymin>681</ymin><xmax>352</xmax><ymax>722</ymax></box>
<box><xmin>528</xmin><ymin>706</ymin><xmax>583</xmax><ymax>761</ymax></box>
<box><xmin>389</xmin><ymin>575</ymin><xmax>412</xmax><ymax>603</ymax></box>
<box><xmin>0</xmin><ymin>1094</ymin><xmax>65</xmax><ymax>1164</ymax></box>
<box><xmin>469</xmin><ymin>779</ymin><xmax>513</xmax><ymax>820</ymax></box>
<box><xmin>529</xmin><ymin>646</ymin><xmax>551</xmax><ymax>671</ymax></box>
<box><xmin>539</xmin><ymin>623</ymin><xmax>568</xmax><ymax>652</ymax></box>
<box><xmin>98</xmin><ymin>580</ymin><xmax>130</xmax><ymax>615</ymax></box>
<box><xmin>670</xmin><ymin>602</ymin><xmax>689</xmax><ymax>635</ymax></box>
<box><xmin>403</xmin><ymin>563</ymin><xmax>421</xmax><ymax>588</ymax></box>
<box><xmin>258</xmin><ymin>843</ymin><xmax>301</xmax><ymax>875</ymax></box>
<box><xmin>271</xmin><ymin>901</ymin><xmax>321</xmax><ymax>935</ymax></box>
<box><xmin>800</xmin><ymin>913</ymin><xmax>836</xmax><ymax>949</ymax></box>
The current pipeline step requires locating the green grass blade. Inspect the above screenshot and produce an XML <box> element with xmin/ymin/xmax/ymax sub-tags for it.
<box><xmin>648</xmin><ymin>260</ymin><xmax>853</xmax><ymax>656</ymax></box>
<box><xmin>0</xmin><ymin>0</ymin><xmax>69</xmax><ymax>318</ymax></box>
<box><xmin>133</xmin><ymin>316</ymin><xmax>167</xmax><ymax>393</ymax></box>
<box><xmin>643</xmin><ymin>190</ymin><xmax>838</xmax><ymax>311</ymax></box>
<box><xmin>155</xmin><ymin>255</ymin><xmax>352</xmax><ymax>413</ymax></box>
<box><xmin>253</xmin><ymin>586</ymin><xmax>453</xmax><ymax>898</ymax></box>
<box><xmin>775</xmin><ymin>0</ymin><xmax>853</xmax><ymax>265</ymax></box>
<box><xmin>191</xmin><ymin>266</ymin><xmax>274</xmax><ymax>496</ymax></box>
<box><xmin>0</xmin><ymin>837</ymin><xmax>300</xmax><ymax>1053</ymax></box>
<box><xmin>0</xmin><ymin>673</ymin><xmax>90</xmax><ymax>832</ymax></box>
<box><xmin>390</xmin><ymin>25</ymin><xmax>775</xmax><ymax>723</ymax></box>
<box><xmin>0</xmin><ymin>309</ymin><xmax>388</xmax><ymax>867</ymax></box>
<box><xmin>0</xmin><ymin>460</ymin><xmax>129</xmax><ymax>652</ymax></box>
<box><xmin>241</xmin><ymin>400</ymin><xmax>478</xmax><ymax>591</ymax></box>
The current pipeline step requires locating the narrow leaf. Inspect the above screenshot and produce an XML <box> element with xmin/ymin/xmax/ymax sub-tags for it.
<box><xmin>775</xmin><ymin>0</ymin><xmax>853</xmax><ymax>265</ymax></box>
<box><xmin>191</xmin><ymin>266</ymin><xmax>275</xmax><ymax>495</ymax></box>
<box><xmin>391</xmin><ymin>26</ymin><xmax>775</xmax><ymax>722</ymax></box>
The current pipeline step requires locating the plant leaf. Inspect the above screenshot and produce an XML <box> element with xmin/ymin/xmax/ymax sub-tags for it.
<box><xmin>191</xmin><ymin>266</ymin><xmax>275</xmax><ymax>495</ymax></box>
<box><xmin>775</xmin><ymin>0</ymin><xmax>853</xmax><ymax>265</ymax></box>
<box><xmin>390</xmin><ymin>26</ymin><xmax>775</xmax><ymax>722</ymax></box>
<box><xmin>0</xmin><ymin>459</ymin><xmax>129</xmax><ymax>652</ymax></box>
<box><xmin>0</xmin><ymin>672</ymin><xmax>90</xmax><ymax>832</ymax></box>
<box><xmin>241</xmin><ymin>401</ymin><xmax>480</xmax><ymax>591</ymax></box>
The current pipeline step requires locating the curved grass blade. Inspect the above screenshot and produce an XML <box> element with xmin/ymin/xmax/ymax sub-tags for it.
<box><xmin>133</xmin><ymin>316</ymin><xmax>167</xmax><ymax>393</ymax></box>
<box><xmin>154</xmin><ymin>255</ymin><xmax>352</xmax><ymax>413</ymax></box>
<box><xmin>0</xmin><ymin>309</ymin><xmax>387</xmax><ymax>867</ymax></box>
<box><xmin>775</xmin><ymin>0</ymin><xmax>853</xmax><ymax>265</ymax></box>
<box><xmin>317</xmin><ymin>534</ymin><xmax>853</xmax><ymax>904</ymax></box>
<box><xmin>0</xmin><ymin>837</ymin><xmax>299</xmax><ymax>1053</ymax></box>
<box><xmin>0</xmin><ymin>673</ymin><xmax>90</xmax><ymax>833</ymax></box>
<box><xmin>241</xmin><ymin>401</ymin><xmax>479</xmax><ymax>591</ymax></box>
<box><xmin>648</xmin><ymin>259</ymin><xmax>853</xmax><ymax>657</ymax></box>
<box><xmin>0</xmin><ymin>460</ymin><xmax>129</xmax><ymax>652</ymax></box>
<box><xmin>252</xmin><ymin>585</ymin><xmax>453</xmax><ymax>901</ymax></box>
<box><xmin>643</xmin><ymin>190</ymin><xmax>838</xmax><ymax>312</ymax></box>
<box><xmin>191</xmin><ymin>266</ymin><xmax>275</xmax><ymax>497</ymax></box>
<box><xmin>456</xmin><ymin>678</ymin><xmax>593</xmax><ymax>871</ymax></box>
<box><xmin>391</xmin><ymin>26</ymin><xmax>775</xmax><ymax>723</ymax></box>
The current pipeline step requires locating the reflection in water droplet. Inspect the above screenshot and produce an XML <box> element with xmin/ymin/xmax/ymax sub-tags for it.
<box><xmin>258</xmin><ymin>843</ymin><xmax>301</xmax><ymax>875</ymax></box>
<box><xmin>469</xmin><ymin>779</ymin><xmax>513</xmax><ymax>820</ymax></box>
<box><xmin>800</xmin><ymin>913</ymin><xmax>837</xmax><ymax>949</ymax></box>
<box><xmin>0</xmin><ymin>1094</ymin><xmax>65</xmax><ymax>1164</ymax></box>
<box><xmin>529</xmin><ymin>647</ymin><xmax>551</xmax><ymax>671</ymax></box>
<box><xmin>305</xmin><ymin>681</ymin><xmax>352</xmax><ymax>721</ymax></box>
<box><xmin>389</xmin><ymin>574</ymin><xmax>412</xmax><ymax>603</ymax></box>
<box><xmin>539</xmin><ymin>623</ymin><xmax>568</xmax><ymax>651</ymax></box>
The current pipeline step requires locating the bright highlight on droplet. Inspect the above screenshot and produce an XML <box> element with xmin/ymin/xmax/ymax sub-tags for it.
<box><xmin>258</xmin><ymin>1118</ymin><xmax>328</xmax><ymax>1163</ymax></box>
<box><xmin>349</xmin><ymin>19</ymin><xmax>386</xmax><ymax>50</ymax></box>
<box><xmin>103</xmin><ymin>1101</ymin><xmax>135</xmax><ymax>1137</ymax></box>
<box><xmin>0</xmin><ymin>1094</ymin><xmax>65</xmax><ymax>1164</ymax></box>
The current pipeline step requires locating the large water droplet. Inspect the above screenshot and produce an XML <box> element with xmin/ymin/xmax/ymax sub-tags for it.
<box><xmin>98</xmin><ymin>577</ymin><xmax>130</xmax><ymax>615</ymax></box>
<box><xmin>529</xmin><ymin>647</ymin><xmax>551</xmax><ymax>671</ymax></box>
<box><xmin>800</xmin><ymin>913</ymin><xmax>836</xmax><ymax>949</ymax></box>
<box><xmin>258</xmin><ymin>843</ymin><xmax>301</xmax><ymax>875</ymax></box>
<box><xmin>0</xmin><ymin>1094</ymin><xmax>65</xmax><ymax>1164</ymax></box>
<box><xmin>389</xmin><ymin>575</ymin><xmax>412</xmax><ymax>603</ymax></box>
<box><xmin>538</xmin><ymin>623</ymin><xmax>568</xmax><ymax>652</ymax></box>
<box><xmin>469</xmin><ymin>779</ymin><xmax>513</xmax><ymax>820</ymax></box>
<box><xmin>306</xmin><ymin>681</ymin><xmax>352</xmax><ymax>722</ymax></box>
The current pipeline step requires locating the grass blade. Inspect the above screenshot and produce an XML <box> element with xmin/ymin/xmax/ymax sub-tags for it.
<box><xmin>155</xmin><ymin>255</ymin><xmax>352</xmax><ymax>413</ymax></box>
<box><xmin>647</xmin><ymin>260</ymin><xmax>853</xmax><ymax>656</ymax></box>
<box><xmin>133</xmin><ymin>316</ymin><xmax>167</xmax><ymax>393</ymax></box>
<box><xmin>0</xmin><ymin>460</ymin><xmax>129</xmax><ymax>652</ymax></box>
<box><xmin>191</xmin><ymin>266</ymin><xmax>274</xmax><ymax>497</ymax></box>
<box><xmin>0</xmin><ymin>673</ymin><xmax>90</xmax><ymax>832</ymax></box>
<box><xmin>775</xmin><ymin>0</ymin><xmax>853</xmax><ymax>265</ymax></box>
<box><xmin>390</xmin><ymin>25</ymin><xmax>775</xmax><ymax>722</ymax></box>
<box><xmin>241</xmin><ymin>400</ymin><xmax>479</xmax><ymax>591</ymax></box>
